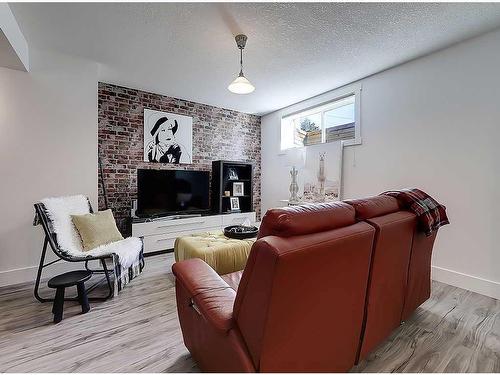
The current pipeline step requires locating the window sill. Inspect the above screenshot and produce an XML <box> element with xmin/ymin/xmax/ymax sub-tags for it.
<box><xmin>342</xmin><ymin>137</ymin><xmax>362</xmax><ymax>147</ymax></box>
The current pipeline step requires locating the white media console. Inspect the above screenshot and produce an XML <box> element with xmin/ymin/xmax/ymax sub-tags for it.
<box><xmin>132</xmin><ymin>211</ymin><xmax>257</xmax><ymax>254</ymax></box>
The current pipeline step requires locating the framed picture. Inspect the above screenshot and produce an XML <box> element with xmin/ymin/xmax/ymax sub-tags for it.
<box><xmin>300</xmin><ymin>143</ymin><xmax>343</xmax><ymax>203</ymax></box>
<box><xmin>228</xmin><ymin>168</ymin><xmax>239</xmax><ymax>180</ymax></box>
<box><xmin>230</xmin><ymin>197</ymin><xmax>240</xmax><ymax>211</ymax></box>
<box><xmin>233</xmin><ymin>182</ymin><xmax>244</xmax><ymax>196</ymax></box>
<box><xmin>143</xmin><ymin>109</ymin><xmax>192</xmax><ymax>164</ymax></box>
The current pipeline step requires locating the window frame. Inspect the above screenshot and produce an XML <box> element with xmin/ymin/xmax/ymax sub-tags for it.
<box><xmin>280</xmin><ymin>84</ymin><xmax>362</xmax><ymax>150</ymax></box>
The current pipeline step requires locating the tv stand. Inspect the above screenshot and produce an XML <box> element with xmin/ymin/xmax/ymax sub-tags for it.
<box><xmin>134</xmin><ymin>213</ymin><xmax>203</xmax><ymax>223</ymax></box>
<box><xmin>132</xmin><ymin>211</ymin><xmax>256</xmax><ymax>254</ymax></box>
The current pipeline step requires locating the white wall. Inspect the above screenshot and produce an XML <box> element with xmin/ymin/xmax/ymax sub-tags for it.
<box><xmin>0</xmin><ymin>48</ymin><xmax>98</xmax><ymax>286</ymax></box>
<box><xmin>0</xmin><ymin>3</ymin><xmax>29</xmax><ymax>71</ymax></box>
<box><xmin>261</xmin><ymin>29</ymin><xmax>500</xmax><ymax>300</ymax></box>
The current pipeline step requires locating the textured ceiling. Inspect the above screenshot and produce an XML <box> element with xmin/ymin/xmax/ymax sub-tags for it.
<box><xmin>10</xmin><ymin>3</ymin><xmax>500</xmax><ymax>115</ymax></box>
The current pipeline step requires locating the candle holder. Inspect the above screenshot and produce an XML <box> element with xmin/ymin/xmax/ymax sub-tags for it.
<box><xmin>289</xmin><ymin>166</ymin><xmax>300</xmax><ymax>204</ymax></box>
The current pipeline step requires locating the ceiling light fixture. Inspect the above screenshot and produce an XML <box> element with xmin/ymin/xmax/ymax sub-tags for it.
<box><xmin>228</xmin><ymin>34</ymin><xmax>255</xmax><ymax>94</ymax></box>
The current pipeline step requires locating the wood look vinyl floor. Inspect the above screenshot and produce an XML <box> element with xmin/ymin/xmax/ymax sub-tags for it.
<box><xmin>0</xmin><ymin>253</ymin><xmax>499</xmax><ymax>373</ymax></box>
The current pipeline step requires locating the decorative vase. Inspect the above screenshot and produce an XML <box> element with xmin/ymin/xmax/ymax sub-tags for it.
<box><xmin>289</xmin><ymin>166</ymin><xmax>300</xmax><ymax>204</ymax></box>
<box><xmin>316</xmin><ymin>152</ymin><xmax>326</xmax><ymax>202</ymax></box>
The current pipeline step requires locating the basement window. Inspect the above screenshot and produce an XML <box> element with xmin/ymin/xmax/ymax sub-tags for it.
<box><xmin>280</xmin><ymin>91</ymin><xmax>360</xmax><ymax>150</ymax></box>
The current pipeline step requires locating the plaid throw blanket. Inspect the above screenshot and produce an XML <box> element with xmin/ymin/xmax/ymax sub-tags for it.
<box><xmin>112</xmin><ymin>251</ymin><xmax>145</xmax><ymax>296</ymax></box>
<box><xmin>382</xmin><ymin>188</ymin><xmax>449</xmax><ymax>236</ymax></box>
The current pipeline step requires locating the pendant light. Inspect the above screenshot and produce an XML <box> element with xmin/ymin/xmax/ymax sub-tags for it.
<box><xmin>228</xmin><ymin>34</ymin><xmax>255</xmax><ymax>94</ymax></box>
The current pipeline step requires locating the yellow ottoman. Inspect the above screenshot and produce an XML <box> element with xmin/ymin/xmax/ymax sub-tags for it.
<box><xmin>174</xmin><ymin>231</ymin><xmax>256</xmax><ymax>275</ymax></box>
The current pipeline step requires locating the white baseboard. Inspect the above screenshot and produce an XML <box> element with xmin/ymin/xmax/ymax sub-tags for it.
<box><xmin>2</xmin><ymin>261</ymin><xmax>499</xmax><ymax>302</ymax></box>
<box><xmin>432</xmin><ymin>266</ymin><xmax>500</xmax><ymax>300</ymax></box>
<box><xmin>0</xmin><ymin>262</ymin><xmax>87</xmax><ymax>287</ymax></box>
<box><xmin>0</xmin><ymin>265</ymin><xmax>38</xmax><ymax>286</ymax></box>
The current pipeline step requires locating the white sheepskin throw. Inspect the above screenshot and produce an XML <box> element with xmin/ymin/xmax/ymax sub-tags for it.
<box><xmin>86</xmin><ymin>237</ymin><xmax>142</xmax><ymax>269</ymax></box>
<box><xmin>41</xmin><ymin>195</ymin><xmax>142</xmax><ymax>268</ymax></box>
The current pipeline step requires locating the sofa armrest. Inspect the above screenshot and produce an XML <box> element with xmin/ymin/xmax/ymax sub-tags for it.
<box><xmin>172</xmin><ymin>258</ymin><xmax>236</xmax><ymax>332</ymax></box>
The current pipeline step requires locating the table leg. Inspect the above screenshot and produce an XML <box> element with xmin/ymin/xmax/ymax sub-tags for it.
<box><xmin>77</xmin><ymin>282</ymin><xmax>90</xmax><ymax>314</ymax></box>
<box><xmin>53</xmin><ymin>287</ymin><xmax>65</xmax><ymax>323</ymax></box>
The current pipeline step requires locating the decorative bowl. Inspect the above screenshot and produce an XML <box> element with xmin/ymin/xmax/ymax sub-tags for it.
<box><xmin>224</xmin><ymin>225</ymin><xmax>259</xmax><ymax>239</ymax></box>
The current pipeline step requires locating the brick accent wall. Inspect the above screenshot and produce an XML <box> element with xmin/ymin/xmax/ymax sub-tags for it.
<box><xmin>98</xmin><ymin>82</ymin><xmax>261</xmax><ymax>235</ymax></box>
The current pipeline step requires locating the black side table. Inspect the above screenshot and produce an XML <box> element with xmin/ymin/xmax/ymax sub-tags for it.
<box><xmin>48</xmin><ymin>270</ymin><xmax>92</xmax><ymax>323</ymax></box>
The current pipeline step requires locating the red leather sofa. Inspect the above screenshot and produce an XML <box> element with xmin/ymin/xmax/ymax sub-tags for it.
<box><xmin>172</xmin><ymin>196</ymin><xmax>439</xmax><ymax>372</ymax></box>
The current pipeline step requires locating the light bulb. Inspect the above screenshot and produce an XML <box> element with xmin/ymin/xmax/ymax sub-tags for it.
<box><xmin>228</xmin><ymin>74</ymin><xmax>255</xmax><ymax>94</ymax></box>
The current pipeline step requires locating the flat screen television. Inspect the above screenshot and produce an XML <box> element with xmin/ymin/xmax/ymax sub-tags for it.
<box><xmin>136</xmin><ymin>169</ymin><xmax>210</xmax><ymax>217</ymax></box>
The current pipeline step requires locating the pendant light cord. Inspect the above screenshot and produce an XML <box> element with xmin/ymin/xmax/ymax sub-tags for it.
<box><xmin>239</xmin><ymin>48</ymin><xmax>243</xmax><ymax>76</ymax></box>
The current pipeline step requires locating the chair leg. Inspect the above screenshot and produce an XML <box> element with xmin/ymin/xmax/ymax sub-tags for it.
<box><xmin>52</xmin><ymin>298</ymin><xmax>57</xmax><ymax>314</ymax></box>
<box><xmin>35</xmin><ymin>237</ymin><xmax>51</xmax><ymax>303</ymax></box>
<box><xmin>101</xmin><ymin>259</ymin><xmax>114</xmax><ymax>299</ymax></box>
<box><xmin>53</xmin><ymin>287</ymin><xmax>65</xmax><ymax>323</ymax></box>
<box><xmin>77</xmin><ymin>282</ymin><xmax>90</xmax><ymax>314</ymax></box>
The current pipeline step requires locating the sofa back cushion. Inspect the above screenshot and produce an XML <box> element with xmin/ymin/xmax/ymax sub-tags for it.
<box><xmin>344</xmin><ymin>195</ymin><xmax>400</xmax><ymax>221</ymax></box>
<box><xmin>345</xmin><ymin>196</ymin><xmax>415</xmax><ymax>359</ymax></box>
<box><xmin>361</xmin><ymin>211</ymin><xmax>415</xmax><ymax>359</ymax></box>
<box><xmin>234</xmin><ymin>218</ymin><xmax>375</xmax><ymax>372</ymax></box>
<box><xmin>257</xmin><ymin>201</ymin><xmax>355</xmax><ymax>239</ymax></box>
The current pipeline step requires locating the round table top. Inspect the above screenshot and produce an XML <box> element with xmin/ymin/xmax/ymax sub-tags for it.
<box><xmin>48</xmin><ymin>270</ymin><xmax>92</xmax><ymax>288</ymax></box>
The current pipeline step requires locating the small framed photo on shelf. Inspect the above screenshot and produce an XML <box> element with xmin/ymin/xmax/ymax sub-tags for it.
<box><xmin>228</xmin><ymin>168</ymin><xmax>239</xmax><ymax>180</ymax></box>
<box><xmin>230</xmin><ymin>197</ymin><xmax>240</xmax><ymax>211</ymax></box>
<box><xmin>233</xmin><ymin>182</ymin><xmax>244</xmax><ymax>196</ymax></box>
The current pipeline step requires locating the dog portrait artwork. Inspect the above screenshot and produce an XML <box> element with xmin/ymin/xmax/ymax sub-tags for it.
<box><xmin>143</xmin><ymin>109</ymin><xmax>193</xmax><ymax>164</ymax></box>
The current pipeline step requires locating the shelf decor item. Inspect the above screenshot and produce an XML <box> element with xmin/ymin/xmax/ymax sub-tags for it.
<box><xmin>224</xmin><ymin>225</ymin><xmax>259</xmax><ymax>239</ymax></box>
<box><xmin>228</xmin><ymin>167</ymin><xmax>239</xmax><ymax>180</ymax></box>
<box><xmin>230</xmin><ymin>197</ymin><xmax>240</xmax><ymax>211</ymax></box>
<box><xmin>212</xmin><ymin>160</ymin><xmax>254</xmax><ymax>214</ymax></box>
<box><xmin>283</xmin><ymin>147</ymin><xmax>305</xmax><ymax>205</ymax></box>
<box><xmin>316</xmin><ymin>152</ymin><xmax>326</xmax><ymax>202</ymax></box>
<box><xmin>233</xmin><ymin>182</ymin><xmax>244</xmax><ymax>196</ymax></box>
<box><xmin>289</xmin><ymin>166</ymin><xmax>300</xmax><ymax>205</ymax></box>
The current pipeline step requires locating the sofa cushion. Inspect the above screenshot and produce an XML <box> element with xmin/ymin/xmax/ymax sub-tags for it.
<box><xmin>257</xmin><ymin>201</ymin><xmax>355</xmax><ymax>239</ymax></box>
<box><xmin>71</xmin><ymin>209</ymin><xmax>124</xmax><ymax>251</ymax></box>
<box><xmin>221</xmin><ymin>270</ymin><xmax>243</xmax><ymax>292</ymax></box>
<box><xmin>172</xmin><ymin>258</ymin><xmax>236</xmax><ymax>332</ymax></box>
<box><xmin>357</xmin><ymin>211</ymin><xmax>415</xmax><ymax>360</ymax></box>
<box><xmin>344</xmin><ymin>195</ymin><xmax>400</xmax><ymax>220</ymax></box>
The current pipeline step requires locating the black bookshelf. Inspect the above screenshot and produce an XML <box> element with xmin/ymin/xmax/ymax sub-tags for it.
<box><xmin>212</xmin><ymin>160</ymin><xmax>254</xmax><ymax>214</ymax></box>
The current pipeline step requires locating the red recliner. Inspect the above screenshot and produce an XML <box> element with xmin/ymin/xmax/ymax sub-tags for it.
<box><xmin>173</xmin><ymin>197</ymin><xmax>441</xmax><ymax>372</ymax></box>
<box><xmin>173</xmin><ymin>202</ymin><xmax>376</xmax><ymax>372</ymax></box>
